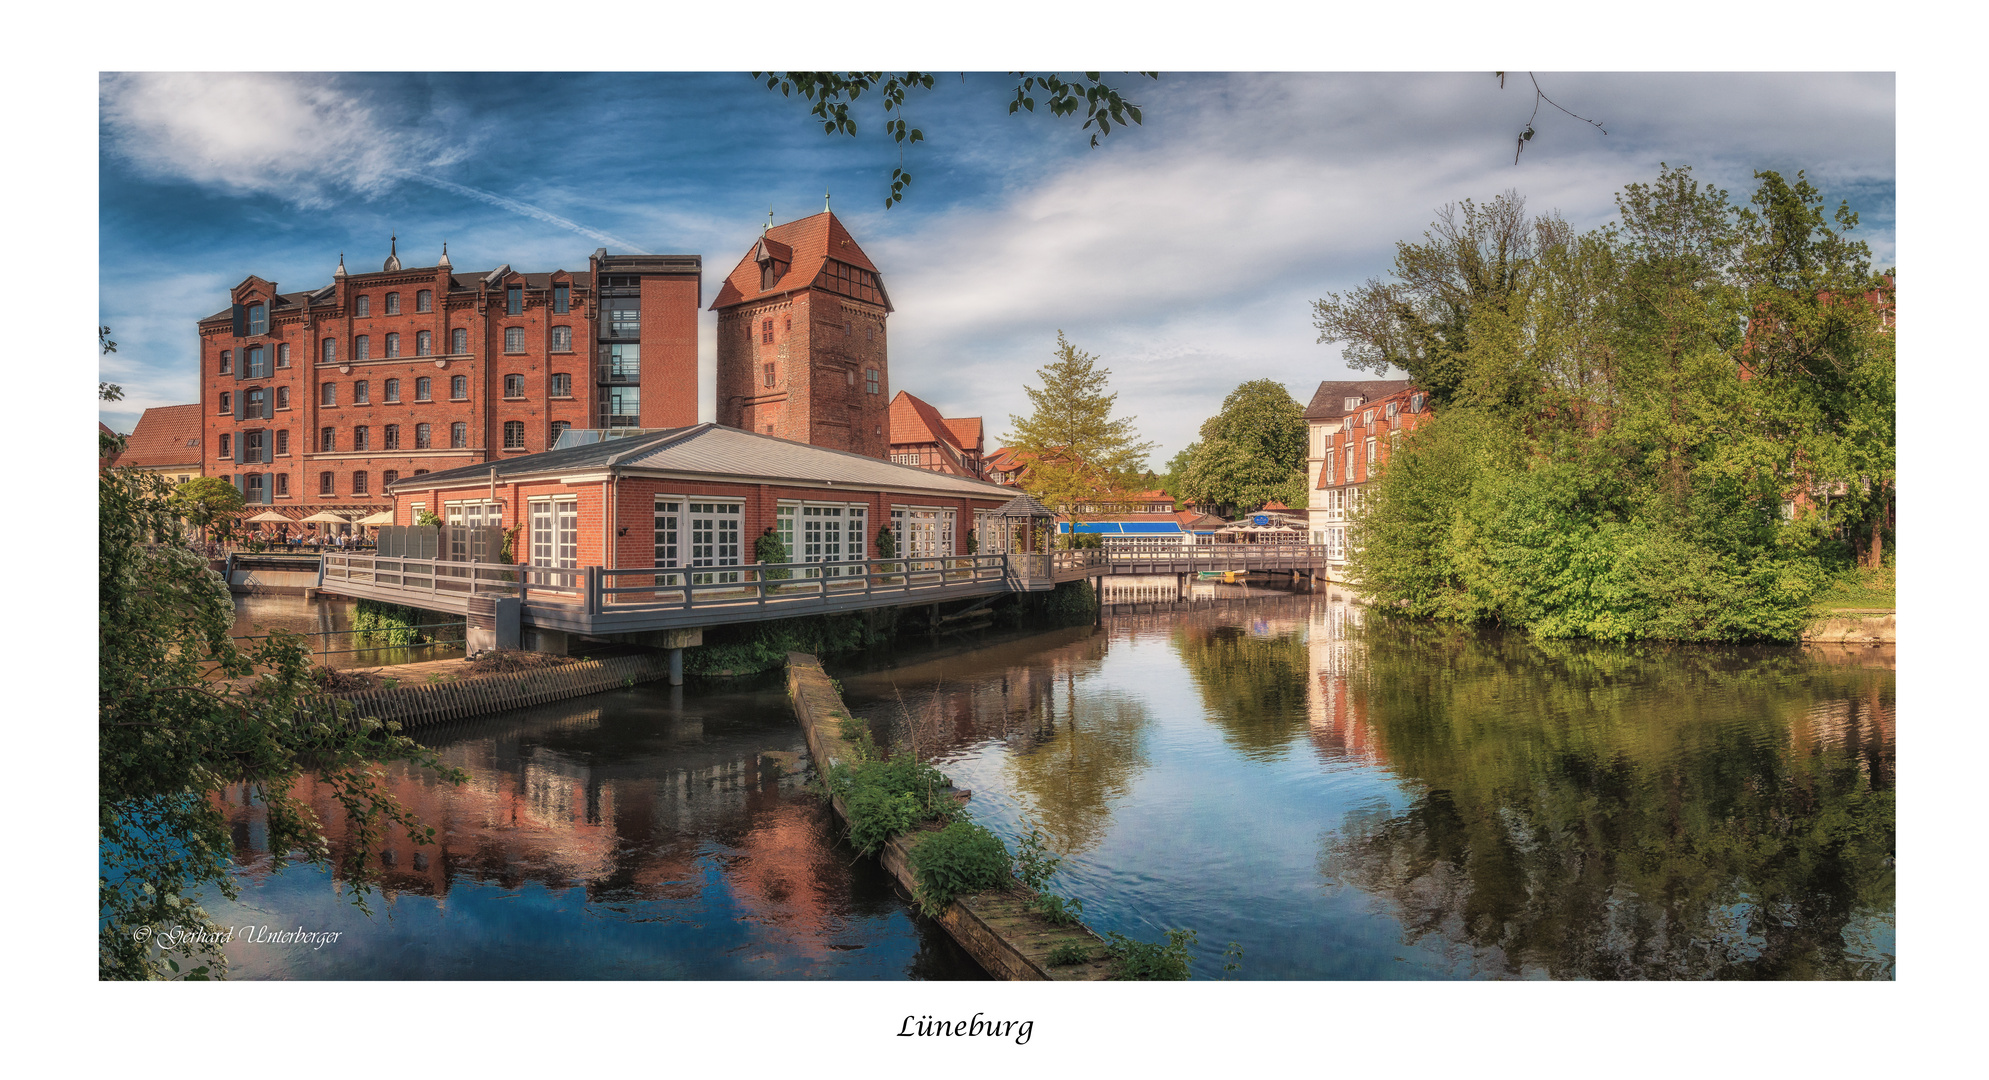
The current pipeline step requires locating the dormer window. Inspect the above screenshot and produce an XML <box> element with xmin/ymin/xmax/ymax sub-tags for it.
<box><xmin>247</xmin><ymin>303</ymin><xmax>266</xmax><ymax>336</ymax></box>
<box><xmin>1344</xmin><ymin>396</ymin><xmax>1362</xmax><ymax>410</ymax></box>
<box><xmin>1410</xmin><ymin>393</ymin><xmax>1426</xmax><ymax>413</ymax></box>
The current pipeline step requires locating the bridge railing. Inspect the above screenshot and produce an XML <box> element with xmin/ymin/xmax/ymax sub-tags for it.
<box><xmin>322</xmin><ymin>552</ymin><xmax>524</xmax><ymax>600</ymax></box>
<box><xmin>588</xmin><ymin>553</ymin><xmax>1014</xmax><ymax>615</ymax></box>
<box><xmin>1051</xmin><ymin>543</ymin><xmax>1327</xmax><ymax>573</ymax></box>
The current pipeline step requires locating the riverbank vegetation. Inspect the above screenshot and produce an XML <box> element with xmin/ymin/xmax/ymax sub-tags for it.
<box><xmin>98</xmin><ymin>405</ymin><xmax>462</xmax><ymax>980</ymax></box>
<box><xmin>1314</xmin><ymin>165</ymin><xmax>1893</xmax><ymax>642</ymax></box>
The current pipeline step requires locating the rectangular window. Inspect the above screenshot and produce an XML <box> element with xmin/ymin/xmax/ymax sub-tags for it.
<box><xmin>416</xmin><ymin>289</ymin><xmax>432</xmax><ymax>313</ymax></box>
<box><xmin>506</xmin><ymin>285</ymin><xmax>522</xmax><ymax>315</ymax></box>
<box><xmin>384</xmin><ymin>378</ymin><xmax>399</xmax><ymax>403</ymax></box>
<box><xmin>505</xmin><ymin>327</ymin><xmax>525</xmax><ymax>353</ymax></box>
<box><xmin>415</xmin><ymin>376</ymin><xmax>432</xmax><ymax>401</ymax></box>
<box><xmin>355</xmin><ymin>295</ymin><xmax>370</xmax><ymax>318</ymax></box>
<box><xmin>605</xmin><ymin>298</ymin><xmax>640</xmax><ymax>338</ymax></box>
<box><xmin>686</xmin><ymin>501</ymin><xmax>742</xmax><ymax>584</ymax></box>
<box><xmin>218</xmin><ymin>433</ymin><xmax>231</xmax><ymax>457</ymax></box>
<box><xmin>384</xmin><ymin>424</ymin><xmax>399</xmax><ymax>450</ymax></box>
<box><xmin>219</xmin><ymin>350</ymin><xmax>231</xmax><ymax>375</ymax></box>
<box><xmin>553</xmin><ymin>284</ymin><xmax>569</xmax><ymax>314</ymax></box>
<box><xmin>451</xmin><ymin>375</ymin><xmax>467</xmax><ymax>400</ymax></box>
<box><xmin>247</xmin><ymin>305</ymin><xmax>267</xmax><ymax>336</ymax></box>
<box><xmin>415</xmin><ymin>330</ymin><xmax>431</xmax><ymax>356</ymax></box>
<box><xmin>322</xmin><ymin>339</ymin><xmax>336</xmax><ymax>364</ymax></box>
<box><xmin>320</xmin><ymin>471</ymin><xmax>334</xmax><ymax>495</ymax></box>
<box><xmin>218</xmin><ymin>392</ymin><xmax>231</xmax><ymax>415</ymax></box>
<box><xmin>384</xmin><ymin>333</ymin><xmax>399</xmax><ymax>358</ymax></box>
<box><xmin>275</xmin><ymin>473</ymin><xmax>288</xmax><ymax>496</ymax></box>
<box><xmin>245</xmin><ymin>347</ymin><xmax>265</xmax><ymax>379</ymax></box>
<box><xmin>277</xmin><ymin>343</ymin><xmax>290</xmax><ymax>368</ymax></box>
<box><xmin>601</xmin><ymin>342</ymin><xmax>639</xmax><ymax>380</ymax></box>
<box><xmin>551</xmin><ymin>373</ymin><xmax>571</xmax><ymax>397</ymax></box>
<box><xmin>450</xmin><ymin>422</ymin><xmax>466</xmax><ymax>448</ymax></box>
<box><xmin>762</xmin><ymin>319</ymin><xmax>774</xmax><ymax>344</ymax></box>
<box><xmin>763</xmin><ymin>362</ymin><xmax>777</xmax><ymax>388</ymax></box>
<box><xmin>654</xmin><ymin>500</ymin><xmax>682</xmax><ymax>587</ymax></box>
<box><xmin>551</xmin><ymin>325</ymin><xmax>571</xmax><ymax>351</ymax></box>
<box><xmin>352</xmin><ymin>471</ymin><xmax>368</xmax><ymax>495</ymax></box>
<box><xmin>354</xmin><ymin>335</ymin><xmax>369</xmax><ymax>360</ymax></box>
<box><xmin>321</xmin><ymin>383</ymin><xmax>336</xmax><ymax>406</ymax></box>
<box><xmin>504</xmin><ymin>374</ymin><xmax>524</xmax><ymax>398</ymax></box>
<box><xmin>452</xmin><ymin>328</ymin><xmax>468</xmax><ymax>354</ymax></box>
<box><xmin>276</xmin><ymin>386</ymin><xmax>289</xmax><ymax>410</ymax></box>
<box><xmin>1365</xmin><ymin>436</ymin><xmax>1377</xmax><ymax>465</ymax></box>
<box><xmin>503</xmin><ymin>421</ymin><xmax>525</xmax><ymax>449</ymax></box>
<box><xmin>866</xmin><ymin>369</ymin><xmax>879</xmax><ymax>395</ymax></box>
<box><xmin>603</xmin><ymin>385</ymin><xmax>641</xmax><ymax>427</ymax></box>
<box><xmin>320</xmin><ymin>427</ymin><xmax>335</xmax><ymax>452</ymax></box>
<box><xmin>383</xmin><ymin>469</ymin><xmax>399</xmax><ymax>487</ymax></box>
<box><xmin>415</xmin><ymin>423</ymin><xmax>431</xmax><ymax>449</ymax></box>
<box><xmin>385</xmin><ymin>293</ymin><xmax>400</xmax><ymax>315</ymax></box>
<box><xmin>353</xmin><ymin>380</ymin><xmax>369</xmax><ymax>405</ymax></box>
<box><xmin>275</xmin><ymin>429</ymin><xmax>289</xmax><ymax>455</ymax></box>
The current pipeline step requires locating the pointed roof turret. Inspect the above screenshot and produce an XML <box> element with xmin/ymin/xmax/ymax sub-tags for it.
<box><xmin>334</xmin><ymin>252</ymin><xmax>347</xmax><ymax>278</ymax></box>
<box><xmin>436</xmin><ymin>241</ymin><xmax>451</xmax><ymax>269</ymax></box>
<box><xmin>382</xmin><ymin>234</ymin><xmax>401</xmax><ymax>272</ymax></box>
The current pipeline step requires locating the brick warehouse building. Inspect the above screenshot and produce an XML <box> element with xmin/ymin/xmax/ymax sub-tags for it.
<box><xmin>710</xmin><ymin>211</ymin><xmax>893</xmax><ymax>459</ymax></box>
<box><xmin>197</xmin><ymin>239</ymin><xmax>700</xmax><ymax>519</ymax></box>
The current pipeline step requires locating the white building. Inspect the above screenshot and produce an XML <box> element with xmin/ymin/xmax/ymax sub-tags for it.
<box><xmin>1302</xmin><ymin>379</ymin><xmax>1410</xmax><ymax>579</ymax></box>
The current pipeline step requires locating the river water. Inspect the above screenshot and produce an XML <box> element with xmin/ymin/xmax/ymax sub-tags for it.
<box><xmin>200</xmin><ymin>581</ymin><xmax>1893</xmax><ymax>980</ymax></box>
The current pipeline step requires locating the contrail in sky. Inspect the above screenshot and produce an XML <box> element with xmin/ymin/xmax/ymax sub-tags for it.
<box><xmin>397</xmin><ymin>172</ymin><xmax>650</xmax><ymax>254</ymax></box>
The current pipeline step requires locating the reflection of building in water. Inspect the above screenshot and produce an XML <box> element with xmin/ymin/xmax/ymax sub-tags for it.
<box><xmin>211</xmin><ymin>702</ymin><xmax>854</xmax><ymax>955</ymax></box>
<box><xmin>1795</xmin><ymin>684</ymin><xmax>1896</xmax><ymax>790</ymax></box>
<box><xmin>1305</xmin><ymin>589</ymin><xmax>1387</xmax><ymax>765</ymax></box>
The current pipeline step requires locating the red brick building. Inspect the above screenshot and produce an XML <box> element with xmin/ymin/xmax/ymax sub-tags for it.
<box><xmin>197</xmin><ymin>239</ymin><xmax>700</xmax><ymax>522</ymax></box>
<box><xmin>385</xmin><ymin>423</ymin><xmax>1014</xmax><ymax>577</ymax></box>
<box><xmin>710</xmin><ymin>211</ymin><xmax>892</xmax><ymax>458</ymax></box>
<box><xmin>116</xmin><ymin>404</ymin><xmax>205</xmax><ymax>483</ymax></box>
<box><xmin>888</xmin><ymin>390</ymin><xmax>985</xmax><ymax>478</ymax></box>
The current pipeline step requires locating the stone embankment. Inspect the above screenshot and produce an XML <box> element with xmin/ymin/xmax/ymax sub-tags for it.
<box><xmin>1802</xmin><ymin>610</ymin><xmax>1896</xmax><ymax>644</ymax></box>
<box><xmin>784</xmin><ymin>652</ymin><xmax>1113</xmax><ymax>981</ymax></box>
<box><xmin>300</xmin><ymin>652</ymin><xmax>673</xmax><ymax>730</ymax></box>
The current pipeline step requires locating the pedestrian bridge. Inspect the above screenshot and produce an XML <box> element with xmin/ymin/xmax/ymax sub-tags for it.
<box><xmin>315</xmin><ymin>544</ymin><xmax>1328</xmax><ymax>639</ymax></box>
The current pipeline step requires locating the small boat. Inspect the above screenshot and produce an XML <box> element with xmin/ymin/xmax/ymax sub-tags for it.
<box><xmin>1197</xmin><ymin>570</ymin><xmax>1247</xmax><ymax>583</ymax></box>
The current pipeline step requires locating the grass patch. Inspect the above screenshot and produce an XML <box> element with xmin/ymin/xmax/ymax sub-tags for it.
<box><xmin>1046</xmin><ymin>941</ymin><xmax>1091</xmax><ymax>967</ymax></box>
<box><xmin>1104</xmin><ymin>928</ymin><xmax>1197</xmax><ymax>980</ymax></box>
<box><xmin>1814</xmin><ymin>564</ymin><xmax>1895</xmax><ymax>611</ymax></box>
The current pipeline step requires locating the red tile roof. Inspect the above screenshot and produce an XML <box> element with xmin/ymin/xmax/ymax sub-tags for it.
<box><xmin>118</xmin><ymin>404</ymin><xmax>204</xmax><ymax>469</ymax></box>
<box><xmin>942</xmin><ymin>416</ymin><xmax>983</xmax><ymax>452</ymax></box>
<box><xmin>709</xmin><ymin>212</ymin><xmax>888</xmax><ymax>311</ymax></box>
<box><xmin>889</xmin><ymin>390</ymin><xmax>960</xmax><ymax>450</ymax></box>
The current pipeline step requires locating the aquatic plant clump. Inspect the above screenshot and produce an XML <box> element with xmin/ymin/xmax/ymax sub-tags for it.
<box><xmin>908</xmin><ymin>821</ymin><xmax>1013</xmax><ymax>917</ymax></box>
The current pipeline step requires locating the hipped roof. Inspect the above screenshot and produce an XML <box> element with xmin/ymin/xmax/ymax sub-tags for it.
<box><xmin>386</xmin><ymin>423</ymin><xmax>1014</xmax><ymax>500</ymax></box>
<box><xmin>116</xmin><ymin>404</ymin><xmax>204</xmax><ymax>467</ymax></box>
<box><xmin>709</xmin><ymin>212</ymin><xmax>891</xmax><ymax>311</ymax></box>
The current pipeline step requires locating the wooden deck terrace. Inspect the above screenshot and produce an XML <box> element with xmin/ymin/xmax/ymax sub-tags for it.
<box><xmin>317</xmin><ymin>544</ymin><xmax>1327</xmax><ymax>637</ymax></box>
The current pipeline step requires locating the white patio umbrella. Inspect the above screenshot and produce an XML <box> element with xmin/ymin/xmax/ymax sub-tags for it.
<box><xmin>298</xmin><ymin>511</ymin><xmax>353</xmax><ymax>524</ymax></box>
<box><xmin>356</xmin><ymin>510</ymin><xmax>395</xmax><ymax>526</ymax></box>
<box><xmin>246</xmin><ymin>511</ymin><xmax>294</xmax><ymax>523</ymax></box>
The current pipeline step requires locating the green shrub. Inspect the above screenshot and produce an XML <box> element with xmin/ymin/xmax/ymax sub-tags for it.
<box><xmin>1046</xmin><ymin>941</ymin><xmax>1090</xmax><ymax>966</ymax></box>
<box><xmin>1013</xmin><ymin>821</ymin><xmax>1061</xmax><ymax>892</ymax></box>
<box><xmin>845</xmin><ymin>786</ymin><xmax>922</xmax><ymax>855</ymax></box>
<box><xmin>1105</xmin><ymin>928</ymin><xmax>1197</xmax><ymax>980</ymax></box>
<box><xmin>1032</xmin><ymin>893</ymin><xmax>1086</xmax><ymax>927</ymax></box>
<box><xmin>908</xmin><ymin>821</ymin><xmax>1011</xmax><ymax>917</ymax></box>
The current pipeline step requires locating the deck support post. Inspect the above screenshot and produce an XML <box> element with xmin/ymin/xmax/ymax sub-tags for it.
<box><xmin>668</xmin><ymin>647</ymin><xmax>684</xmax><ymax>687</ymax></box>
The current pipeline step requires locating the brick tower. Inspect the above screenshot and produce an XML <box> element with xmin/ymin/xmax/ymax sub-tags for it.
<box><xmin>710</xmin><ymin>210</ymin><xmax>892</xmax><ymax>458</ymax></box>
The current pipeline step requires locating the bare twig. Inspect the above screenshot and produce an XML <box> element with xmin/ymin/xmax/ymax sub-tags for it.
<box><xmin>1500</xmin><ymin>72</ymin><xmax>1608</xmax><ymax>164</ymax></box>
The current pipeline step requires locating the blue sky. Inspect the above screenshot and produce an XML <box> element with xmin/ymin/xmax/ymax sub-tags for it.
<box><xmin>98</xmin><ymin>71</ymin><xmax>1895</xmax><ymax>460</ymax></box>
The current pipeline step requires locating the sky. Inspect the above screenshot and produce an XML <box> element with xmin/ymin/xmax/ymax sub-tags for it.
<box><xmin>97</xmin><ymin>71</ymin><xmax>1895</xmax><ymax>461</ymax></box>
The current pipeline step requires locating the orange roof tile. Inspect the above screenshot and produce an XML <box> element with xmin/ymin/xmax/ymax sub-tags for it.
<box><xmin>709</xmin><ymin>211</ymin><xmax>890</xmax><ymax>311</ymax></box>
<box><xmin>889</xmin><ymin>390</ymin><xmax>961</xmax><ymax>450</ymax></box>
<box><xmin>942</xmin><ymin>416</ymin><xmax>982</xmax><ymax>451</ymax></box>
<box><xmin>118</xmin><ymin>404</ymin><xmax>204</xmax><ymax>469</ymax></box>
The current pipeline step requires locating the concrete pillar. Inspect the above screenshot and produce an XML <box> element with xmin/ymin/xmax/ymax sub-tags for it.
<box><xmin>668</xmin><ymin>647</ymin><xmax>684</xmax><ymax>687</ymax></box>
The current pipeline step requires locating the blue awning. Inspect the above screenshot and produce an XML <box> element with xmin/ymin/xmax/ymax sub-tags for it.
<box><xmin>1057</xmin><ymin>521</ymin><xmax>1185</xmax><ymax>535</ymax></box>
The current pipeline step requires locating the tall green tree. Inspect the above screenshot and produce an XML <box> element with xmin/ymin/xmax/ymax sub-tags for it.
<box><xmin>172</xmin><ymin>476</ymin><xmax>245</xmax><ymax>548</ymax></box>
<box><xmin>1004</xmin><ymin>331</ymin><xmax>1155</xmax><ymax>519</ymax></box>
<box><xmin>1178</xmin><ymin>379</ymin><xmax>1309</xmax><ymax>513</ymax></box>
<box><xmin>1343</xmin><ymin>164</ymin><xmax>1881</xmax><ymax>643</ymax></box>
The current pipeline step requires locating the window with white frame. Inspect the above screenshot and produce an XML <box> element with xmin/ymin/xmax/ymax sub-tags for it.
<box><xmin>529</xmin><ymin>498</ymin><xmax>579</xmax><ymax>587</ymax></box>
<box><xmin>890</xmin><ymin>506</ymin><xmax>953</xmax><ymax>559</ymax></box>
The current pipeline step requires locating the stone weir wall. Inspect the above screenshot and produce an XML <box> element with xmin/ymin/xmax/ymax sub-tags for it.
<box><xmin>784</xmin><ymin>652</ymin><xmax>1114</xmax><ymax>981</ymax></box>
<box><xmin>299</xmin><ymin>653</ymin><xmax>673</xmax><ymax>731</ymax></box>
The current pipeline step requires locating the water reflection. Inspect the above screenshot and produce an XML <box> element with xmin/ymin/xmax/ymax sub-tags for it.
<box><xmin>206</xmin><ymin>680</ymin><xmax>985</xmax><ymax>979</ymax></box>
<box><xmin>1320</xmin><ymin>620</ymin><xmax>1895</xmax><ymax>979</ymax></box>
<box><xmin>228</xmin><ymin>593</ymin><xmax>464</xmax><ymax>668</ymax></box>
<box><xmin>839</xmin><ymin>584</ymin><xmax>1893</xmax><ymax>979</ymax></box>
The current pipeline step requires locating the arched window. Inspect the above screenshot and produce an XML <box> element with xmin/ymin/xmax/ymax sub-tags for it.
<box><xmin>276</xmin><ymin>429</ymin><xmax>289</xmax><ymax>455</ymax></box>
<box><xmin>276</xmin><ymin>386</ymin><xmax>289</xmax><ymax>409</ymax></box>
<box><xmin>384</xmin><ymin>378</ymin><xmax>400</xmax><ymax>402</ymax></box>
<box><xmin>354</xmin><ymin>295</ymin><xmax>370</xmax><ymax>318</ymax></box>
<box><xmin>352</xmin><ymin>471</ymin><xmax>368</xmax><ymax>495</ymax></box>
<box><xmin>450</xmin><ymin>375</ymin><xmax>467</xmax><ymax>400</ymax></box>
<box><xmin>414</xmin><ymin>423</ymin><xmax>431</xmax><ymax>449</ymax></box>
<box><xmin>383</xmin><ymin>469</ymin><xmax>399</xmax><ymax>487</ymax></box>
<box><xmin>384</xmin><ymin>333</ymin><xmax>399</xmax><ymax>357</ymax></box>
<box><xmin>384</xmin><ymin>424</ymin><xmax>399</xmax><ymax>450</ymax></box>
<box><xmin>451</xmin><ymin>327</ymin><xmax>468</xmax><ymax>354</ymax></box>
<box><xmin>450</xmin><ymin>422</ymin><xmax>467</xmax><ymax>448</ymax></box>
<box><xmin>277</xmin><ymin>343</ymin><xmax>290</xmax><ymax>367</ymax></box>
<box><xmin>416</xmin><ymin>290</ymin><xmax>432</xmax><ymax>312</ymax></box>
<box><xmin>415</xmin><ymin>330</ymin><xmax>431</xmax><ymax>356</ymax></box>
<box><xmin>415</xmin><ymin>377</ymin><xmax>431</xmax><ymax>401</ymax></box>
<box><xmin>504</xmin><ymin>374</ymin><xmax>524</xmax><ymax>398</ymax></box>
<box><xmin>217</xmin><ymin>391</ymin><xmax>231</xmax><ymax>415</ymax></box>
<box><xmin>354</xmin><ymin>335</ymin><xmax>370</xmax><ymax>360</ymax></box>
<box><xmin>503</xmin><ymin>421</ymin><xmax>525</xmax><ymax>449</ymax></box>
<box><xmin>353</xmin><ymin>380</ymin><xmax>368</xmax><ymax>404</ymax></box>
<box><xmin>319</xmin><ymin>471</ymin><xmax>335</xmax><ymax>495</ymax></box>
<box><xmin>322</xmin><ymin>338</ymin><xmax>336</xmax><ymax>364</ymax></box>
<box><xmin>353</xmin><ymin>425</ymin><xmax>369</xmax><ymax>451</ymax></box>
<box><xmin>319</xmin><ymin>427</ymin><xmax>335</xmax><ymax>452</ymax></box>
<box><xmin>275</xmin><ymin>473</ymin><xmax>288</xmax><ymax>496</ymax></box>
<box><xmin>385</xmin><ymin>292</ymin><xmax>400</xmax><ymax>315</ymax></box>
<box><xmin>551</xmin><ymin>326</ymin><xmax>571</xmax><ymax>351</ymax></box>
<box><xmin>219</xmin><ymin>350</ymin><xmax>231</xmax><ymax>375</ymax></box>
<box><xmin>320</xmin><ymin>382</ymin><xmax>336</xmax><ymax>406</ymax></box>
<box><xmin>504</xmin><ymin>327</ymin><xmax>525</xmax><ymax>353</ymax></box>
